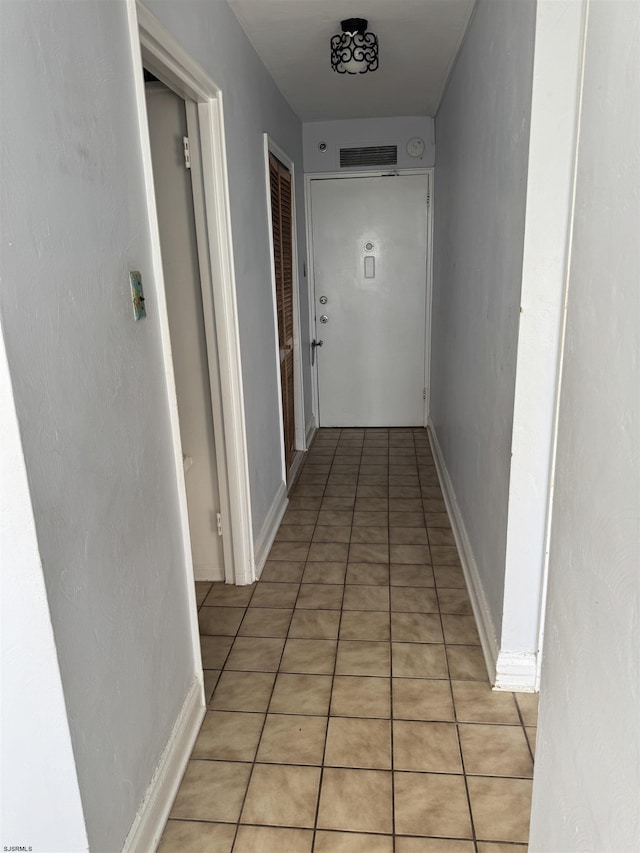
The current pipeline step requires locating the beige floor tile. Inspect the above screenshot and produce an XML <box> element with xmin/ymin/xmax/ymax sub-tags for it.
<box><xmin>269</xmin><ymin>673</ymin><xmax>332</xmax><ymax>715</ymax></box>
<box><xmin>395</xmin><ymin>771</ymin><xmax>472</xmax><ymax>838</ymax></box>
<box><xmin>434</xmin><ymin>565</ymin><xmax>467</xmax><ymax>588</ymax></box>
<box><xmin>441</xmin><ymin>614</ymin><xmax>481</xmax><ymax>645</ymax></box>
<box><xmin>171</xmin><ymin>760</ymin><xmax>251</xmax><ymax>822</ymax></box>
<box><xmin>289</xmin><ymin>608</ymin><xmax>341</xmax><ymax>639</ymax></box>
<box><xmin>396</xmin><ymin>838</ymin><xmax>474</xmax><ymax>853</ymax></box>
<box><xmin>283</xmin><ymin>510</ymin><xmax>320</xmax><ymax>525</ymax></box>
<box><xmin>389</xmin><ymin>564</ymin><xmax>435</xmax><ymax>587</ymax></box>
<box><xmin>476</xmin><ymin>844</ymin><xmax>527</xmax><ymax>853</ymax></box>
<box><xmin>336</xmin><ymin>640</ymin><xmax>391</xmax><ymax>677</ymax></box>
<box><xmin>317</xmin><ymin>768</ymin><xmax>393</xmax><ymax>834</ymax></box>
<box><xmin>459</xmin><ymin>724</ymin><xmax>534</xmax><ymax>777</ymax></box>
<box><xmin>259</xmin><ymin>560</ymin><xmax>305</xmax><ymax>582</ymax></box>
<box><xmin>268</xmin><ymin>541</ymin><xmax>310</xmax><ymax>562</ymax></box>
<box><xmin>348</xmin><ymin>542</ymin><xmax>390</xmax><ymax>563</ymax></box>
<box><xmin>204</xmin><ymin>583</ymin><xmax>255</xmax><ymax>608</ymax></box>
<box><xmin>233</xmin><ymin>826</ymin><xmax>313</xmax><ymax>853</ymax></box>
<box><xmin>430</xmin><ymin>545</ymin><xmax>461</xmax><ymax>566</ymax></box>
<box><xmin>238</xmin><ymin>607</ymin><xmax>292</xmax><ymax>638</ymax></box>
<box><xmin>357</xmin><ymin>484</ymin><xmax>389</xmax><ymax>497</ymax></box>
<box><xmin>425</xmin><ymin>511</ymin><xmax>452</xmax><ymax>528</ymax></box>
<box><xmin>446</xmin><ymin>645</ymin><xmax>488</xmax><ymax>681</ymax></box>
<box><xmin>391</xmin><ymin>612</ymin><xmax>443</xmax><ymax>643</ymax></box>
<box><xmin>390</xmin><ymin>498</ymin><xmax>423</xmax><ymax>513</ymax></box>
<box><xmin>346</xmin><ymin>562</ymin><xmax>390</xmax><ymax>585</ymax></box>
<box><xmin>225</xmin><ymin>637</ymin><xmax>285</xmax><ymax>672</ymax></box>
<box><xmin>354</xmin><ymin>499</ymin><xmax>389</xmax><ymax>513</ymax></box>
<box><xmin>192</xmin><ymin>710</ymin><xmax>264</xmax><ymax>761</ymax></box>
<box><xmin>390</xmin><ymin>544</ymin><xmax>432</xmax><ymax>564</ymax></box>
<box><xmin>195</xmin><ymin>582</ymin><xmax>212</xmax><ymax>607</ymax></box>
<box><xmin>423</xmin><ymin>498</ymin><xmax>447</xmax><ymax>512</ymax></box>
<box><xmin>438</xmin><ymin>588</ymin><xmax>473</xmax><ymax>615</ymax></box>
<box><xmin>200</xmin><ymin>636</ymin><xmax>233</xmax><ymax>670</ymax></box>
<box><xmin>276</xmin><ymin>524</ymin><xmax>315</xmax><ymax>542</ymax></box>
<box><xmin>330</xmin><ymin>675</ymin><xmax>391</xmax><ymax>718</ymax></box>
<box><xmin>339</xmin><ymin>610</ymin><xmax>390</xmax><ymax>641</ymax></box>
<box><xmin>428</xmin><ymin>528</ymin><xmax>457</xmax><ymax>546</ymax></box>
<box><xmin>350</xmin><ymin>525</ymin><xmax>389</xmax><ymax>543</ymax></box>
<box><xmin>325</xmin><ymin>717</ymin><xmax>391</xmax><ymax>769</ymax></box>
<box><xmin>389</xmin><ymin>511</ymin><xmax>426</xmax><ymax>524</ymax></box>
<box><xmin>308</xmin><ymin>541</ymin><xmax>350</xmax><ymax>562</ymax></box>
<box><xmin>287</xmin><ymin>496</ymin><xmax>322</xmax><ymax>510</ymax></box>
<box><xmin>317</xmin><ymin>509</ymin><xmax>354</xmax><ymax>526</ymax></box>
<box><xmin>451</xmin><ymin>681</ymin><xmax>520</xmax><ymax>724</ymax></box>
<box><xmin>390</xmin><ymin>587</ymin><xmax>438</xmax><ymax>613</ymax></box>
<box><xmin>313</xmin><ymin>525</ymin><xmax>352</xmax><ymax>543</ymax></box>
<box><xmin>209</xmin><ymin>671</ymin><xmax>275</xmax><ymax>712</ymax></box>
<box><xmin>321</xmin><ymin>496</ymin><xmax>356</xmax><ymax>510</ymax></box>
<box><xmin>296</xmin><ymin>583</ymin><xmax>344</xmax><ymax>610</ymax></box>
<box><xmin>343</xmin><ymin>585</ymin><xmax>390</xmax><ymax>612</ymax></box>
<box><xmin>302</xmin><ymin>561</ymin><xmax>347</xmax><ymax>584</ymax></box>
<box><xmin>467</xmin><ymin>776</ymin><xmax>533</xmax><ymax>843</ymax></box>
<box><xmin>392</xmin><ymin>678</ymin><xmax>454</xmax><ymax>721</ymax></box>
<box><xmin>392</xmin><ymin>643</ymin><xmax>448</xmax><ymax>679</ymax></box>
<box><xmin>241</xmin><ymin>763</ymin><xmax>321</xmax><ymax>828</ymax></box>
<box><xmin>203</xmin><ymin>670</ymin><xmax>221</xmax><ymax>703</ymax></box>
<box><xmin>250</xmin><ymin>582</ymin><xmax>299</xmax><ymax>608</ymax></box>
<box><xmin>257</xmin><ymin>713</ymin><xmax>327</xmax><ymax>765</ymax></box>
<box><xmin>314</xmin><ymin>831</ymin><xmax>393</xmax><ymax>853</ymax></box>
<box><xmin>325</xmin><ymin>484</ymin><xmax>357</xmax><ymax>498</ymax></box>
<box><xmin>393</xmin><ymin>720</ymin><xmax>462</xmax><ymax>772</ymax></box>
<box><xmin>157</xmin><ymin>820</ymin><xmax>235</xmax><ymax>853</ymax></box>
<box><xmin>389</xmin><ymin>485</ymin><xmax>422</xmax><ymax>498</ymax></box>
<box><xmin>526</xmin><ymin>725</ymin><xmax>537</xmax><ymax>754</ymax></box>
<box><xmin>516</xmin><ymin>692</ymin><xmax>539</xmax><ymax>726</ymax></box>
<box><xmin>280</xmin><ymin>638</ymin><xmax>337</xmax><ymax>674</ymax></box>
<box><xmin>353</xmin><ymin>511</ymin><xmax>388</xmax><ymax>526</ymax></box>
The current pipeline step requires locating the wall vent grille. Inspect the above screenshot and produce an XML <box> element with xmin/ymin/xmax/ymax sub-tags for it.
<box><xmin>339</xmin><ymin>145</ymin><xmax>398</xmax><ymax>168</ymax></box>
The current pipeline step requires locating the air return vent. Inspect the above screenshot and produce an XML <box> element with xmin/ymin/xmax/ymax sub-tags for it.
<box><xmin>340</xmin><ymin>145</ymin><xmax>397</xmax><ymax>168</ymax></box>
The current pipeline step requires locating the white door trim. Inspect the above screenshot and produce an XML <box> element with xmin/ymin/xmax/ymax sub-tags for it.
<box><xmin>263</xmin><ymin>135</ymin><xmax>307</xmax><ymax>486</ymax></box>
<box><xmin>129</xmin><ymin>2</ymin><xmax>254</xmax><ymax>590</ymax></box>
<box><xmin>304</xmin><ymin>169</ymin><xmax>434</xmax><ymax>427</ymax></box>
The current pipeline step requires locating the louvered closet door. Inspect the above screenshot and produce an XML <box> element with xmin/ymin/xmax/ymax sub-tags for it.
<box><xmin>269</xmin><ymin>153</ymin><xmax>295</xmax><ymax>473</ymax></box>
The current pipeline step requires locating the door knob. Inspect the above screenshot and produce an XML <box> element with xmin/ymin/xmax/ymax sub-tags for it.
<box><xmin>320</xmin><ymin>314</ymin><xmax>329</xmax><ymax>324</ymax></box>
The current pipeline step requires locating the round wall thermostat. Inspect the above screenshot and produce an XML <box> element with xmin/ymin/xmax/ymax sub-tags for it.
<box><xmin>318</xmin><ymin>142</ymin><xmax>328</xmax><ymax>152</ymax></box>
<box><xmin>406</xmin><ymin>137</ymin><xmax>425</xmax><ymax>158</ymax></box>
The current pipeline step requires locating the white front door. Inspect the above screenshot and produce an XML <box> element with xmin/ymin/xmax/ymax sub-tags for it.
<box><xmin>310</xmin><ymin>174</ymin><xmax>429</xmax><ymax>426</ymax></box>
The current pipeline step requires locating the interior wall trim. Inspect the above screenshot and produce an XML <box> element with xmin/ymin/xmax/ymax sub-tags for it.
<box><xmin>122</xmin><ymin>677</ymin><xmax>204</xmax><ymax>853</ymax></box>
<box><xmin>253</xmin><ymin>479</ymin><xmax>288</xmax><ymax>579</ymax></box>
<box><xmin>428</xmin><ymin>418</ymin><xmax>499</xmax><ymax>684</ymax></box>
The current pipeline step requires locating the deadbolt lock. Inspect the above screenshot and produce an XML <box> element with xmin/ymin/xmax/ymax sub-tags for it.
<box><xmin>320</xmin><ymin>314</ymin><xmax>329</xmax><ymax>324</ymax></box>
<box><xmin>319</xmin><ymin>295</ymin><xmax>328</xmax><ymax>305</ymax></box>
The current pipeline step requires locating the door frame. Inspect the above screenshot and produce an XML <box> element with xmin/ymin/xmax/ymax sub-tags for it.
<box><xmin>263</xmin><ymin>135</ymin><xmax>306</xmax><ymax>486</ymax></box>
<box><xmin>304</xmin><ymin>169</ymin><xmax>434</xmax><ymax>427</ymax></box>
<box><xmin>128</xmin><ymin>2</ymin><xmax>254</xmax><ymax>588</ymax></box>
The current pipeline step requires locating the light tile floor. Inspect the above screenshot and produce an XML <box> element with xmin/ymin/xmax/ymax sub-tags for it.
<box><xmin>159</xmin><ymin>428</ymin><xmax>538</xmax><ymax>853</ymax></box>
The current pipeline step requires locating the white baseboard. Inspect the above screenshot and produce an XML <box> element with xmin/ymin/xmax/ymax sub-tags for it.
<box><xmin>494</xmin><ymin>650</ymin><xmax>538</xmax><ymax>692</ymax></box>
<box><xmin>192</xmin><ymin>563</ymin><xmax>224</xmax><ymax>582</ymax></box>
<box><xmin>122</xmin><ymin>676</ymin><xmax>205</xmax><ymax>853</ymax></box>
<box><xmin>305</xmin><ymin>414</ymin><xmax>317</xmax><ymax>449</ymax></box>
<box><xmin>253</xmin><ymin>480</ymin><xmax>288</xmax><ymax>579</ymax></box>
<box><xmin>427</xmin><ymin>419</ymin><xmax>499</xmax><ymax>685</ymax></box>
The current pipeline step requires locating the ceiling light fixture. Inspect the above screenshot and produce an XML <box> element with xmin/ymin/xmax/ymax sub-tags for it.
<box><xmin>330</xmin><ymin>18</ymin><xmax>379</xmax><ymax>75</ymax></box>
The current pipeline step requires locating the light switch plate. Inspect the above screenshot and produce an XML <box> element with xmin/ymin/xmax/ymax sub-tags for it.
<box><xmin>129</xmin><ymin>271</ymin><xmax>146</xmax><ymax>321</ymax></box>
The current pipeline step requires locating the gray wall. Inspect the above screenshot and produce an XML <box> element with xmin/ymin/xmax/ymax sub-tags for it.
<box><xmin>146</xmin><ymin>0</ymin><xmax>309</xmax><ymax>534</ymax></box>
<box><xmin>0</xmin><ymin>0</ymin><xmax>305</xmax><ymax>849</ymax></box>
<box><xmin>529</xmin><ymin>1</ymin><xmax>640</xmax><ymax>848</ymax></box>
<box><xmin>431</xmin><ymin>0</ymin><xmax>536</xmax><ymax>640</ymax></box>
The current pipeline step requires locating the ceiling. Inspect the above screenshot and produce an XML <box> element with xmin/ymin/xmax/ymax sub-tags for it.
<box><xmin>227</xmin><ymin>0</ymin><xmax>476</xmax><ymax>121</ymax></box>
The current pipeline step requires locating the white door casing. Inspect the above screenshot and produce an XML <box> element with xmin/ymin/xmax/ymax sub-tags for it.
<box><xmin>309</xmin><ymin>174</ymin><xmax>429</xmax><ymax>427</ymax></box>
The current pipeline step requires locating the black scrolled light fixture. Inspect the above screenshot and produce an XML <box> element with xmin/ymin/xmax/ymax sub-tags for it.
<box><xmin>330</xmin><ymin>18</ymin><xmax>379</xmax><ymax>75</ymax></box>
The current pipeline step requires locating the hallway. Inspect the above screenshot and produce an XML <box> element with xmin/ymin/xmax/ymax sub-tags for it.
<box><xmin>160</xmin><ymin>428</ymin><xmax>537</xmax><ymax>852</ymax></box>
